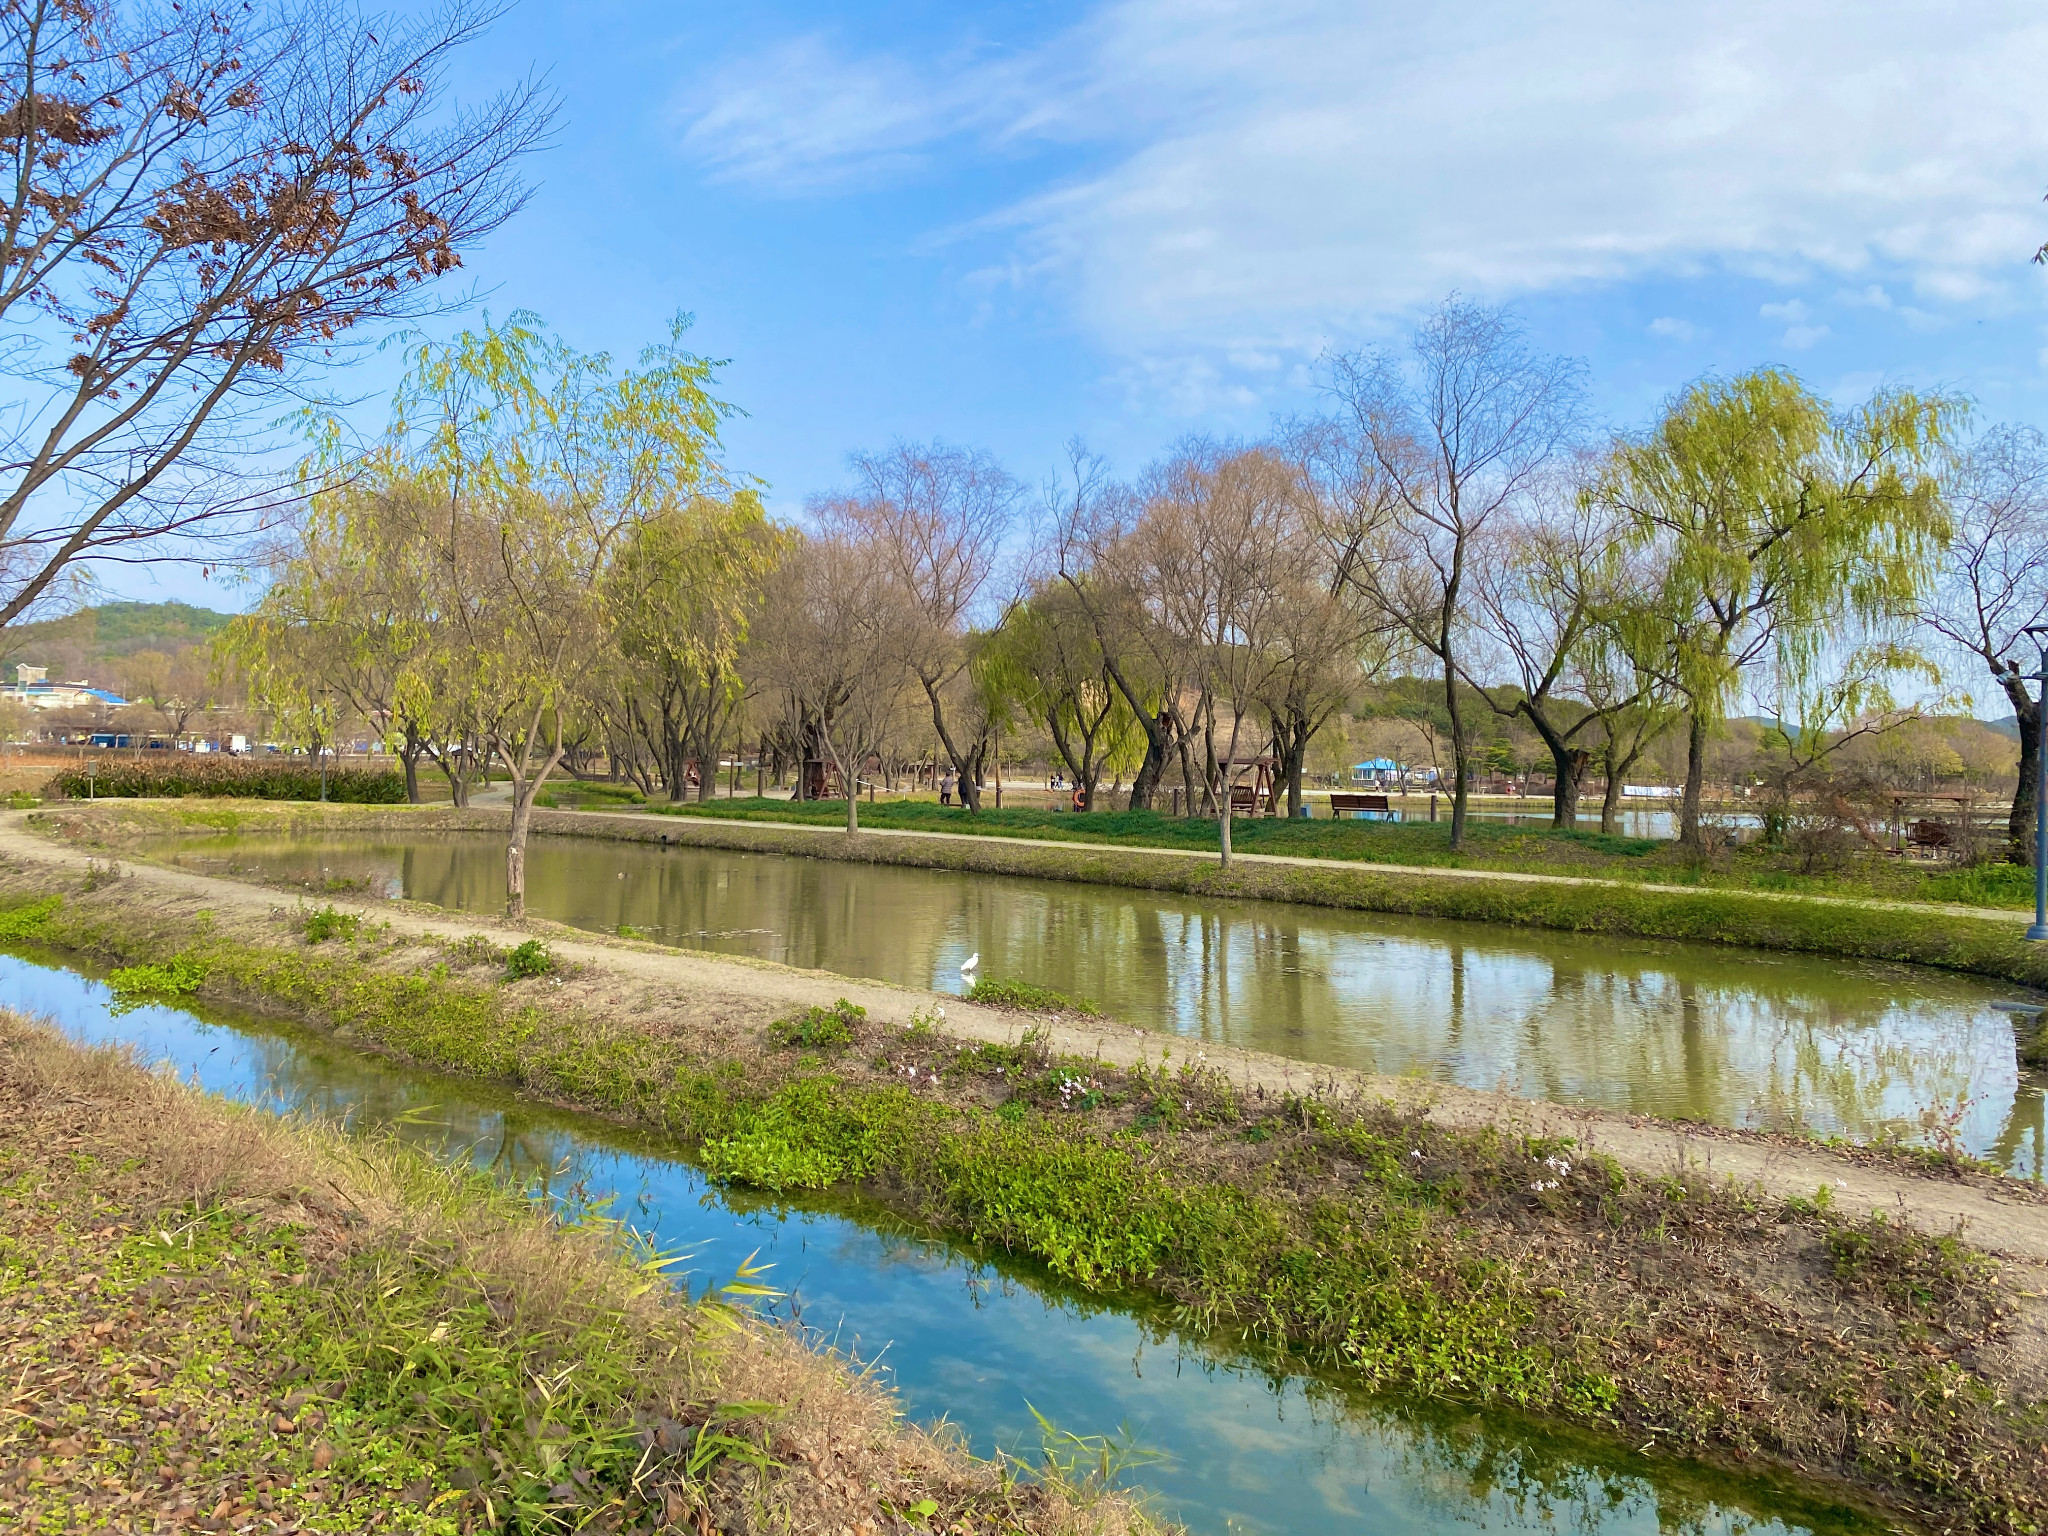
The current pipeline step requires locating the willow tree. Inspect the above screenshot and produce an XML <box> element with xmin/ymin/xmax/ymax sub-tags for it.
<box><xmin>1592</xmin><ymin>370</ymin><xmax>1959</xmax><ymax>850</ymax></box>
<box><xmin>605</xmin><ymin>493</ymin><xmax>781</xmax><ymax>802</ymax></box>
<box><xmin>980</xmin><ymin>579</ymin><xmax>1141</xmax><ymax>811</ymax></box>
<box><xmin>221</xmin><ymin>477</ymin><xmax>471</xmax><ymax>803</ymax></box>
<box><xmin>387</xmin><ymin>315</ymin><xmax>740</xmax><ymax>912</ymax></box>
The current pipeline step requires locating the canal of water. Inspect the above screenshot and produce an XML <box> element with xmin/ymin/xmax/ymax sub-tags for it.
<box><xmin>0</xmin><ymin>945</ymin><xmax>1885</xmax><ymax>1536</ymax></box>
<box><xmin>139</xmin><ymin>829</ymin><xmax>2048</xmax><ymax>1177</ymax></box>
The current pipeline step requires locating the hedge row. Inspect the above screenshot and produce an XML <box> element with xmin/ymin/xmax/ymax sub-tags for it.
<box><xmin>43</xmin><ymin>756</ymin><xmax>406</xmax><ymax>803</ymax></box>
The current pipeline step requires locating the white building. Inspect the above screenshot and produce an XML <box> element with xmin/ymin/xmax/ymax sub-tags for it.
<box><xmin>3</xmin><ymin>663</ymin><xmax>128</xmax><ymax>712</ymax></box>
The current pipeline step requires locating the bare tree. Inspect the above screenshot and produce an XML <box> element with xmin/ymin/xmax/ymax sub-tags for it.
<box><xmin>121</xmin><ymin>644</ymin><xmax>210</xmax><ymax>740</ymax></box>
<box><xmin>1048</xmin><ymin>444</ymin><xmax>1197</xmax><ymax>812</ymax></box>
<box><xmin>1120</xmin><ymin>442</ymin><xmax>1297</xmax><ymax>865</ymax></box>
<box><xmin>817</xmin><ymin>441</ymin><xmax>1019</xmax><ymax>811</ymax></box>
<box><xmin>1319</xmin><ymin>299</ymin><xmax>1584</xmax><ymax>847</ymax></box>
<box><xmin>0</xmin><ymin>0</ymin><xmax>551</xmax><ymax>625</ymax></box>
<box><xmin>1462</xmin><ymin>466</ymin><xmax>1635</xmax><ymax>827</ymax></box>
<box><xmin>1926</xmin><ymin>425</ymin><xmax>2048</xmax><ymax>863</ymax></box>
<box><xmin>752</xmin><ymin>534</ymin><xmax>914</xmax><ymax>835</ymax></box>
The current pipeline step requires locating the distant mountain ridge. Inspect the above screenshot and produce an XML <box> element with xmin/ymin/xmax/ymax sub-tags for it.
<box><xmin>0</xmin><ymin>601</ymin><xmax>232</xmax><ymax>676</ymax></box>
<box><xmin>1989</xmin><ymin>716</ymin><xmax>2022</xmax><ymax>741</ymax></box>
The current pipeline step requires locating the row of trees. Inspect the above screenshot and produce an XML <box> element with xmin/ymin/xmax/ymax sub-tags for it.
<box><xmin>228</xmin><ymin>301</ymin><xmax>2048</xmax><ymax>914</ymax></box>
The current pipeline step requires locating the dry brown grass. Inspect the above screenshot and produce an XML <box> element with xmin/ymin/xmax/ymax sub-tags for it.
<box><xmin>0</xmin><ymin>1013</ymin><xmax>1168</xmax><ymax>1536</ymax></box>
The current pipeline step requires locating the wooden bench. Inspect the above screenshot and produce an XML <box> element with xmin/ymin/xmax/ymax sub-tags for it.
<box><xmin>1908</xmin><ymin>819</ymin><xmax>1953</xmax><ymax>850</ymax></box>
<box><xmin>1229</xmin><ymin>784</ymin><xmax>1263</xmax><ymax>815</ymax></box>
<box><xmin>1329</xmin><ymin>792</ymin><xmax>1391</xmax><ymax>818</ymax></box>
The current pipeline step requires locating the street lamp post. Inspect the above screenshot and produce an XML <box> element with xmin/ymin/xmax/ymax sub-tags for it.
<box><xmin>2025</xmin><ymin>626</ymin><xmax>2048</xmax><ymax>942</ymax></box>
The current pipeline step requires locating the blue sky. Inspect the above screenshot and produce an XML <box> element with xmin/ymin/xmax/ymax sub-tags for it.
<box><xmin>128</xmin><ymin>0</ymin><xmax>2048</xmax><ymax>608</ymax></box>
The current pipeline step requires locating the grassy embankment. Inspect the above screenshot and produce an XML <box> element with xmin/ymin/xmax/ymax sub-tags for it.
<box><xmin>37</xmin><ymin>796</ymin><xmax>2048</xmax><ymax>998</ymax></box>
<box><xmin>0</xmin><ymin>1010</ymin><xmax>1161</xmax><ymax>1536</ymax></box>
<box><xmin>649</xmin><ymin>797</ymin><xmax>2043</xmax><ymax>911</ymax></box>
<box><xmin>0</xmin><ymin>874</ymin><xmax>2042</xmax><ymax>1533</ymax></box>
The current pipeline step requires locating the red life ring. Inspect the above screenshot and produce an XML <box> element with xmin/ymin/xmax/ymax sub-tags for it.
<box><xmin>1072</xmin><ymin>787</ymin><xmax>1085</xmax><ymax>811</ymax></box>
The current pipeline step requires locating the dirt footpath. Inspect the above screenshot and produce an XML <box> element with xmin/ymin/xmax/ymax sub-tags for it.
<box><xmin>3</xmin><ymin>808</ymin><xmax>2046</xmax><ymax>1267</ymax></box>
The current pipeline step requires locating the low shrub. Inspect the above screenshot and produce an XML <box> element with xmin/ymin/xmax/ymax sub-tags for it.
<box><xmin>44</xmin><ymin>755</ymin><xmax>406</xmax><ymax>803</ymax></box>
<box><xmin>503</xmin><ymin>938</ymin><xmax>555</xmax><ymax>979</ymax></box>
<box><xmin>967</xmin><ymin>976</ymin><xmax>1101</xmax><ymax>1015</ymax></box>
<box><xmin>766</xmin><ymin>998</ymin><xmax>865</xmax><ymax>1050</ymax></box>
<box><xmin>300</xmin><ymin>905</ymin><xmax>359</xmax><ymax>944</ymax></box>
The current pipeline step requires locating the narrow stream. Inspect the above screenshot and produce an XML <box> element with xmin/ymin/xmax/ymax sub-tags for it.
<box><xmin>2</xmin><ymin>945</ymin><xmax>1881</xmax><ymax>1536</ymax></box>
<box><xmin>141</xmin><ymin>830</ymin><xmax>2048</xmax><ymax>1177</ymax></box>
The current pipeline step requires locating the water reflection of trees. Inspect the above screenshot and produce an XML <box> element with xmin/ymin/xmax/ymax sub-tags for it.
<box><xmin>185</xmin><ymin>831</ymin><xmax>2038</xmax><ymax>1172</ymax></box>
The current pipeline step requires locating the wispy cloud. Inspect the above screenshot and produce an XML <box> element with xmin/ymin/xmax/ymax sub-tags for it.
<box><xmin>677</xmin><ymin>1</ymin><xmax>2048</xmax><ymax>359</ymax></box>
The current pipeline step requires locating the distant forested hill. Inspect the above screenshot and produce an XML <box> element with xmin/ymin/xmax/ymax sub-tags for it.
<box><xmin>0</xmin><ymin>602</ymin><xmax>233</xmax><ymax>683</ymax></box>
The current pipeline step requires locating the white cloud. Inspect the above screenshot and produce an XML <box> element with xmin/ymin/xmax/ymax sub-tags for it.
<box><xmin>675</xmin><ymin>36</ymin><xmax>1041</xmax><ymax>191</ymax></box>
<box><xmin>1759</xmin><ymin>300</ymin><xmax>1829</xmax><ymax>348</ymax></box>
<box><xmin>679</xmin><ymin>1</ymin><xmax>2048</xmax><ymax>356</ymax></box>
<box><xmin>1647</xmin><ymin>317</ymin><xmax>1700</xmax><ymax>341</ymax></box>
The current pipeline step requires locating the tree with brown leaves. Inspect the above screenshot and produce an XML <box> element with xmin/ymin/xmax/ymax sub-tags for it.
<box><xmin>0</xmin><ymin>0</ymin><xmax>550</xmax><ymax>625</ymax></box>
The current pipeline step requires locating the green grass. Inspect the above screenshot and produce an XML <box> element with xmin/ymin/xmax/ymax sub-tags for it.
<box><xmin>0</xmin><ymin>1027</ymin><xmax>1108</xmax><ymax>1536</ymax></box>
<box><xmin>300</xmin><ymin>905</ymin><xmax>360</xmax><ymax>944</ymax></box>
<box><xmin>653</xmin><ymin>794</ymin><xmax>1667</xmax><ymax>866</ymax></box>
<box><xmin>502</xmin><ymin>939</ymin><xmax>555</xmax><ymax>979</ymax></box>
<box><xmin>765</xmin><ymin>998</ymin><xmax>865</xmax><ymax>1050</ymax></box>
<box><xmin>534</xmin><ymin>779</ymin><xmax>647</xmax><ymax>810</ymax></box>
<box><xmin>967</xmin><ymin>977</ymin><xmax>1102</xmax><ymax>1016</ymax></box>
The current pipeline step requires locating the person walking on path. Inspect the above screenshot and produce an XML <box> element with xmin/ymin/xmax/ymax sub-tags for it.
<box><xmin>940</xmin><ymin>770</ymin><xmax>956</xmax><ymax>807</ymax></box>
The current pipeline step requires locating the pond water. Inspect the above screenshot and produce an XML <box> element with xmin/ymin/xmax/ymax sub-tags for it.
<box><xmin>140</xmin><ymin>830</ymin><xmax>2048</xmax><ymax>1177</ymax></box>
<box><xmin>0</xmin><ymin>946</ymin><xmax>1882</xmax><ymax>1536</ymax></box>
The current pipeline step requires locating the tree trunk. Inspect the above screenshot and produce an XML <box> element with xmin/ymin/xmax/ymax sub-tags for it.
<box><xmin>1548</xmin><ymin>744</ymin><xmax>1590</xmax><ymax>829</ymax></box>
<box><xmin>1218</xmin><ymin>767</ymin><xmax>1234</xmax><ymax>869</ymax></box>
<box><xmin>506</xmin><ymin>788</ymin><xmax>534</xmax><ymax>918</ymax></box>
<box><xmin>844</xmin><ymin>761</ymin><xmax>859</xmax><ymax>834</ymax></box>
<box><xmin>1444</xmin><ymin>671</ymin><xmax>1469</xmax><ymax>848</ymax></box>
<box><xmin>2001</xmin><ymin>665</ymin><xmax>2040</xmax><ymax>866</ymax></box>
<box><xmin>400</xmin><ymin>740</ymin><xmax>422</xmax><ymax>804</ymax></box>
<box><xmin>1277</xmin><ymin>716</ymin><xmax>1308</xmax><ymax>819</ymax></box>
<box><xmin>1680</xmin><ymin>709</ymin><xmax>1708</xmax><ymax>851</ymax></box>
<box><xmin>1127</xmin><ymin>724</ymin><xmax>1170</xmax><ymax>811</ymax></box>
<box><xmin>921</xmin><ymin>679</ymin><xmax>982</xmax><ymax>813</ymax></box>
<box><xmin>1600</xmin><ymin>752</ymin><xmax>1625</xmax><ymax>836</ymax></box>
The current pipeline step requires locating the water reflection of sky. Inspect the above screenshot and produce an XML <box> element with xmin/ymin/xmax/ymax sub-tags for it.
<box><xmin>1</xmin><ymin>949</ymin><xmax>1881</xmax><ymax>1536</ymax></box>
<box><xmin>142</xmin><ymin>832</ymin><xmax>2048</xmax><ymax>1178</ymax></box>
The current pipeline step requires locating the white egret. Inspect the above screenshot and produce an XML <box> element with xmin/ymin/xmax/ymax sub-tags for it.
<box><xmin>960</xmin><ymin>952</ymin><xmax>980</xmax><ymax>976</ymax></box>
